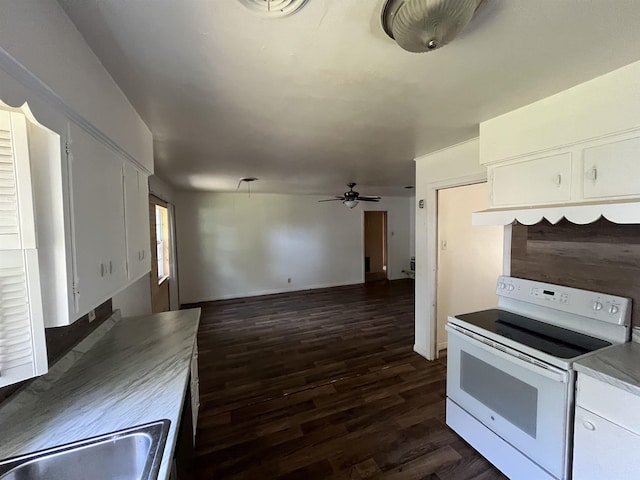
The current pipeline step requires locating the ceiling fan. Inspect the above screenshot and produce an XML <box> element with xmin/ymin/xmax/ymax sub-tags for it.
<box><xmin>318</xmin><ymin>183</ymin><xmax>381</xmax><ymax>209</ymax></box>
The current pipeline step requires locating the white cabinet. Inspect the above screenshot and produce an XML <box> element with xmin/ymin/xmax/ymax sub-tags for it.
<box><xmin>484</xmin><ymin>132</ymin><xmax>640</xmax><ymax>210</ymax></box>
<box><xmin>491</xmin><ymin>153</ymin><xmax>572</xmax><ymax>206</ymax></box>
<box><xmin>123</xmin><ymin>161</ymin><xmax>150</xmax><ymax>282</ymax></box>
<box><xmin>573</xmin><ymin>374</ymin><xmax>640</xmax><ymax>479</ymax></box>
<box><xmin>0</xmin><ymin>108</ymin><xmax>47</xmax><ymax>387</ymax></box>
<box><xmin>583</xmin><ymin>136</ymin><xmax>640</xmax><ymax>200</ymax></box>
<box><xmin>15</xmin><ymin>110</ymin><xmax>152</xmax><ymax>328</ymax></box>
<box><xmin>67</xmin><ymin>123</ymin><xmax>127</xmax><ymax>319</ymax></box>
<box><xmin>190</xmin><ymin>341</ymin><xmax>200</xmax><ymax>445</ymax></box>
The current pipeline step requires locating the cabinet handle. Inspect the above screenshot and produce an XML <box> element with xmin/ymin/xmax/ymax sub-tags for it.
<box><xmin>109</xmin><ymin>261</ymin><xmax>113</xmax><ymax>275</ymax></box>
<box><xmin>142</xmin><ymin>250</ymin><xmax>145</xmax><ymax>260</ymax></box>
<box><xmin>582</xmin><ymin>420</ymin><xmax>596</xmax><ymax>431</ymax></box>
<box><xmin>554</xmin><ymin>174</ymin><xmax>562</xmax><ymax>186</ymax></box>
<box><xmin>100</xmin><ymin>263</ymin><xmax>105</xmax><ymax>277</ymax></box>
<box><xmin>588</xmin><ymin>167</ymin><xmax>598</xmax><ymax>181</ymax></box>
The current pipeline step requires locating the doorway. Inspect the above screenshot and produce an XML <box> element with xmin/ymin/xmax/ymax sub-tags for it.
<box><xmin>364</xmin><ymin>211</ymin><xmax>388</xmax><ymax>282</ymax></box>
<box><xmin>436</xmin><ymin>183</ymin><xmax>503</xmax><ymax>352</ymax></box>
<box><xmin>149</xmin><ymin>194</ymin><xmax>170</xmax><ymax>313</ymax></box>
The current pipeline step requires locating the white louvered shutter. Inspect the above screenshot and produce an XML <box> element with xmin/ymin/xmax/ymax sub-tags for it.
<box><xmin>0</xmin><ymin>109</ymin><xmax>47</xmax><ymax>388</ymax></box>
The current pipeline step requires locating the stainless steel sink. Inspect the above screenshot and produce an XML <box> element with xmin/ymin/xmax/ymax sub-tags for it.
<box><xmin>0</xmin><ymin>419</ymin><xmax>170</xmax><ymax>480</ymax></box>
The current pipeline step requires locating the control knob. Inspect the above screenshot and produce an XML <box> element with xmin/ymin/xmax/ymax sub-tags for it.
<box><xmin>592</xmin><ymin>301</ymin><xmax>603</xmax><ymax>311</ymax></box>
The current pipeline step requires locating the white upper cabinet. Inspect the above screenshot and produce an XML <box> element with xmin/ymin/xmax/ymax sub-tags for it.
<box><xmin>582</xmin><ymin>136</ymin><xmax>640</xmax><ymax>200</ymax></box>
<box><xmin>479</xmin><ymin>60</ymin><xmax>640</xmax><ymax>211</ymax></box>
<box><xmin>491</xmin><ymin>153</ymin><xmax>572</xmax><ymax>207</ymax></box>
<box><xmin>67</xmin><ymin>123</ymin><xmax>127</xmax><ymax>318</ymax></box>
<box><xmin>123</xmin><ymin>161</ymin><xmax>150</xmax><ymax>281</ymax></box>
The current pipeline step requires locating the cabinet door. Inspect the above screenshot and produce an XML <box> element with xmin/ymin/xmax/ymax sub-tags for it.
<box><xmin>68</xmin><ymin>124</ymin><xmax>127</xmax><ymax>318</ymax></box>
<box><xmin>583</xmin><ymin>136</ymin><xmax>640</xmax><ymax>199</ymax></box>
<box><xmin>491</xmin><ymin>153</ymin><xmax>572</xmax><ymax>206</ymax></box>
<box><xmin>573</xmin><ymin>406</ymin><xmax>640</xmax><ymax>480</ymax></box>
<box><xmin>123</xmin><ymin>162</ymin><xmax>150</xmax><ymax>281</ymax></box>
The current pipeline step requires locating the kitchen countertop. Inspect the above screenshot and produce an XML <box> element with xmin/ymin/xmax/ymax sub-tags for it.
<box><xmin>0</xmin><ymin>308</ymin><xmax>200</xmax><ymax>480</ymax></box>
<box><xmin>575</xmin><ymin>341</ymin><xmax>640</xmax><ymax>397</ymax></box>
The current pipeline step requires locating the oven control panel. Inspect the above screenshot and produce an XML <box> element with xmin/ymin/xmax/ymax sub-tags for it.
<box><xmin>496</xmin><ymin>276</ymin><xmax>631</xmax><ymax>326</ymax></box>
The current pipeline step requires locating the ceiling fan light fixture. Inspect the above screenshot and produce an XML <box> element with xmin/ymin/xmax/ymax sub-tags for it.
<box><xmin>382</xmin><ymin>0</ymin><xmax>485</xmax><ymax>53</ymax></box>
<box><xmin>343</xmin><ymin>200</ymin><xmax>359</xmax><ymax>209</ymax></box>
<box><xmin>236</xmin><ymin>0</ymin><xmax>308</xmax><ymax>18</ymax></box>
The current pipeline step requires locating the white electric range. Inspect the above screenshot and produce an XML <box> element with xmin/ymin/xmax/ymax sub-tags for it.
<box><xmin>446</xmin><ymin>276</ymin><xmax>631</xmax><ymax>480</ymax></box>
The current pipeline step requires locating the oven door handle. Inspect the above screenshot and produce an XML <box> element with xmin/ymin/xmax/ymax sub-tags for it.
<box><xmin>446</xmin><ymin>325</ymin><xmax>570</xmax><ymax>384</ymax></box>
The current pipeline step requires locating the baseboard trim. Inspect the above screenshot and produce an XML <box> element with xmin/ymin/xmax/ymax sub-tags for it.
<box><xmin>437</xmin><ymin>341</ymin><xmax>448</xmax><ymax>352</ymax></box>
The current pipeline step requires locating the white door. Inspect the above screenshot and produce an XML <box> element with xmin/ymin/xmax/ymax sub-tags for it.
<box><xmin>436</xmin><ymin>183</ymin><xmax>503</xmax><ymax>351</ymax></box>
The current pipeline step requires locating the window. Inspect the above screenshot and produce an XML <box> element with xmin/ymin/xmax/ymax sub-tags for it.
<box><xmin>155</xmin><ymin>204</ymin><xmax>169</xmax><ymax>283</ymax></box>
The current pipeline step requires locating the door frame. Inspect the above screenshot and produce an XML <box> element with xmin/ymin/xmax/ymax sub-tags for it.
<box><xmin>416</xmin><ymin>172</ymin><xmax>512</xmax><ymax>360</ymax></box>
<box><xmin>363</xmin><ymin>210</ymin><xmax>388</xmax><ymax>282</ymax></box>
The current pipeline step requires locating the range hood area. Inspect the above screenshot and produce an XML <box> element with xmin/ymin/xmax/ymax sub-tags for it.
<box><xmin>473</xmin><ymin>60</ymin><xmax>640</xmax><ymax>227</ymax></box>
<box><xmin>473</xmin><ymin>198</ymin><xmax>640</xmax><ymax>226</ymax></box>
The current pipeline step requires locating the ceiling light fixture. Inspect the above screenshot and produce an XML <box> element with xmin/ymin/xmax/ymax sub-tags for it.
<box><xmin>381</xmin><ymin>0</ymin><xmax>485</xmax><ymax>53</ymax></box>
<box><xmin>236</xmin><ymin>177</ymin><xmax>258</xmax><ymax>197</ymax></box>
<box><xmin>236</xmin><ymin>0</ymin><xmax>308</xmax><ymax>18</ymax></box>
<box><xmin>343</xmin><ymin>200</ymin><xmax>359</xmax><ymax>209</ymax></box>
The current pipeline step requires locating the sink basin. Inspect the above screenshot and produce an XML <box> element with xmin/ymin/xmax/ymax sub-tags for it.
<box><xmin>0</xmin><ymin>419</ymin><xmax>170</xmax><ymax>480</ymax></box>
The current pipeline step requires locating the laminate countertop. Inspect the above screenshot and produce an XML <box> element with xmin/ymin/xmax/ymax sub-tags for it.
<box><xmin>0</xmin><ymin>308</ymin><xmax>201</xmax><ymax>480</ymax></box>
<box><xmin>575</xmin><ymin>341</ymin><xmax>640</xmax><ymax>397</ymax></box>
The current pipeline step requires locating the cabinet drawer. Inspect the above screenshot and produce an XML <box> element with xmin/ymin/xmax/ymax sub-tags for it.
<box><xmin>583</xmin><ymin>136</ymin><xmax>640</xmax><ymax>199</ymax></box>
<box><xmin>576</xmin><ymin>374</ymin><xmax>640</xmax><ymax>435</ymax></box>
<box><xmin>491</xmin><ymin>153</ymin><xmax>572</xmax><ymax>206</ymax></box>
<box><xmin>573</xmin><ymin>406</ymin><xmax>640</xmax><ymax>480</ymax></box>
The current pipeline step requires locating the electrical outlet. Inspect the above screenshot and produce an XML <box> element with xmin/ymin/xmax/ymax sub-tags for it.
<box><xmin>88</xmin><ymin>309</ymin><xmax>96</xmax><ymax>322</ymax></box>
<box><xmin>287</xmin><ymin>278</ymin><xmax>292</xmax><ymax>284</ymax></box>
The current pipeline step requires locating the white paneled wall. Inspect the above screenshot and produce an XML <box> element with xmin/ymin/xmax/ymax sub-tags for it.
<box><xmin>175</xmin><ymin>193</ymin><xmax>412</xmax><ymax>304</ymax></box>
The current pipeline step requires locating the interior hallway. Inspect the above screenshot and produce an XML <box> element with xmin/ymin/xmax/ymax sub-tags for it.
<box><xmin>188</xmin><ymin>280</ymin><xmax>506</xmax><ymax>479</ymax></box>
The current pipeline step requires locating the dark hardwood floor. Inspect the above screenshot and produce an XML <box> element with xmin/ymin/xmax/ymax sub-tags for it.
<box><xmin>190</xmin><ymin>280</ymin><xmax>507</xmax><ymax>479</ymax></box>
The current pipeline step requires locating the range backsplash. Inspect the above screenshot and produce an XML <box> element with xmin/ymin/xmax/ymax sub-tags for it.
<box><xmin>511</xmin><ymin>218</ymin><xmax>640</xmax><ymax>328</ymax></box>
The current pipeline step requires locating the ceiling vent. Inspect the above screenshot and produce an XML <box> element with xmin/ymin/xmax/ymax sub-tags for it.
<box><xmin>382</xmin><ymin>0</ymin><xmax>484</xmax><ymax>53</ymax></box>
<box><xmin>237</xmin><ymin>0</ymin><xmax>308</xmax><ymax>18</ymax></box>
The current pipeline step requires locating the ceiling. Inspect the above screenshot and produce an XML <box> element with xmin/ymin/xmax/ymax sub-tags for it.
<box><xmin>57</xmin><ymin>0</ymin><xmax>640</xmax><ymax>196</ymax></box>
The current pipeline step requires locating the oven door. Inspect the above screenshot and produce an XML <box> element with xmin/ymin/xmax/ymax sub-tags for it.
<box><xmin>446</xmin><ymin>324</ymin><xmax>571</xmax><ymax>479</ymax></box>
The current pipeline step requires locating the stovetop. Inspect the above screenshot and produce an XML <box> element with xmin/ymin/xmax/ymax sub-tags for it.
<box><xmin>454</xmin><ymin>309</ymin><xmax>612</xmax><ymax>360</ymax></box>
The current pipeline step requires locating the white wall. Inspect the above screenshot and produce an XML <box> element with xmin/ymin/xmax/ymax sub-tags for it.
<box><xmin>414</xmin><ymin>138</ymin><xmax>487</xmax><ymax>359</ymax></box>
<box><xmin>0</xmin><ymin>0</ymin><xmax>152</xmax><ymax>171</ymax></box>
<box><xmin>112</xmin><ymin>275</ymin><xmax>152</xmax><ymax>317</ymax></box>
<box><xmin>480</xmin><ymin>59</ymin><xmax>640</xmax><ymax>164</ymax></box>
<box><xmin>149</xmin><ymin>175</ymin><xmax>176</xmax><ymax>203</ymax></box>
<box><xmin>0</xmin><ymin>1</ymin><xmax>154</xmax><ymax>324</ymax></box>
<box><xmin>436</xmin><ymin>183</ymin><xmax>503</xmax><ymax>351</ymax></box>
<box><xmin>409</xmin><ymin>195</ymin><xmax>416</xmax><ymax>259</ymax></box>
<box><xmin>175</xmin><ymin>193</ymin><xmax>412</xmax><ymax>303</ymax></box>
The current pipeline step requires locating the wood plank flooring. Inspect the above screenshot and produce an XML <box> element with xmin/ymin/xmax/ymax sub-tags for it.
<box><xmin>189</xmin><ymin>280</ymin><xmax>507</xmax><ymax>479</ymax></box>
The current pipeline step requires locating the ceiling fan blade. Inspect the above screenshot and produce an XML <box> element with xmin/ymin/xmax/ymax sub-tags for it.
<box><xmin>358</xmin><ymin>196</ymin><xmax>382</xmax><ymax>200</ymax></box>
<box><xmin>358</xmin><ymin>198</ymin><xmax>381</xmax><ymax>202</ymax></box>
<box><xmin>318</xmin><ymin>198</ymin><xmax>345</xmax><ymax>202</ymax></box>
